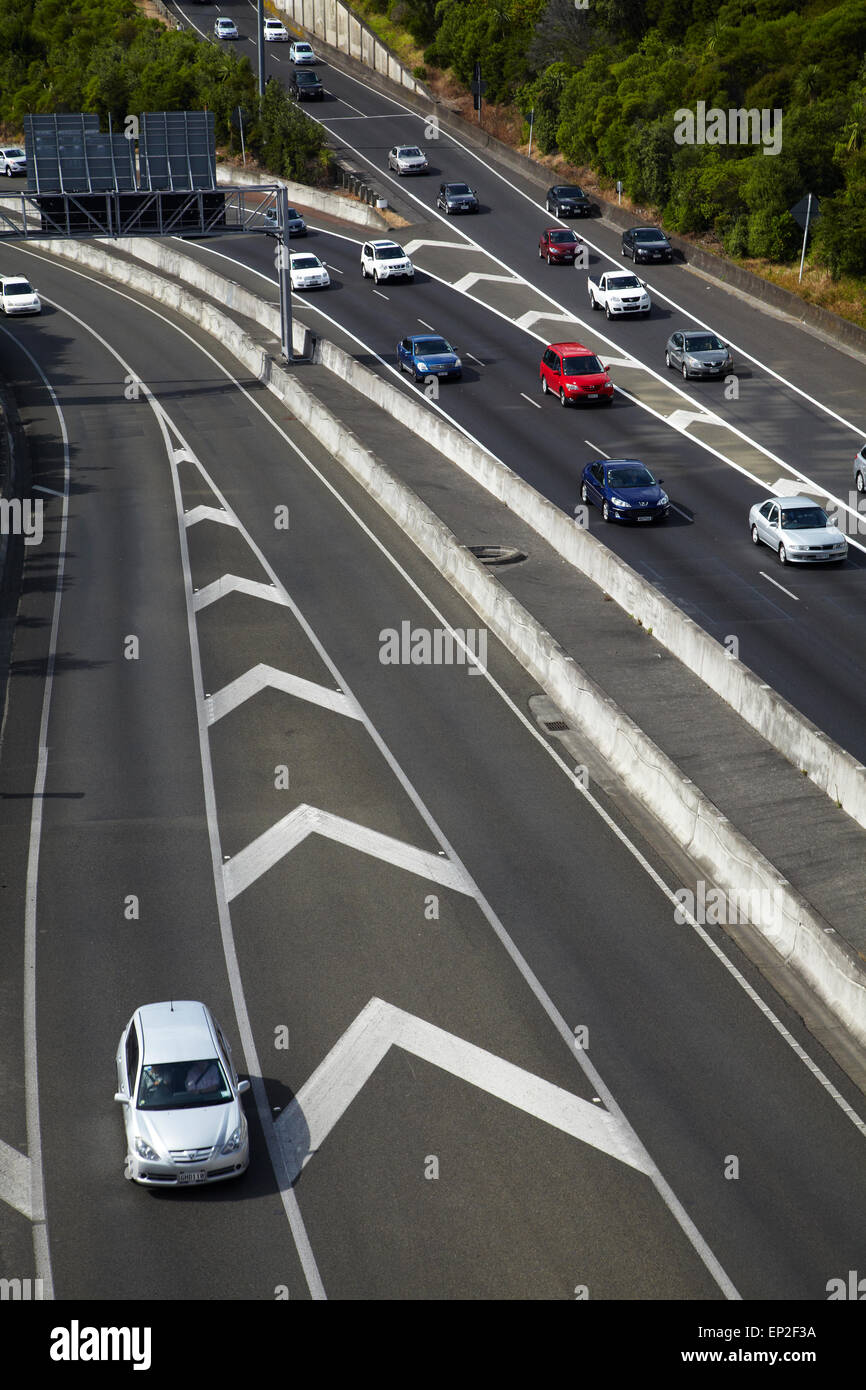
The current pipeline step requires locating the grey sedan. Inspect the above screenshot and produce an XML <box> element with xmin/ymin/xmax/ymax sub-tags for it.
<box><xmin>665</xmin><ymin>330</ymin><xmax>733</xmax><ymax>379</ymax></box>
<box><xmin>748</xmin><ymin>496</ymin><xmax>847</xmax><ymax>564</ymax></box>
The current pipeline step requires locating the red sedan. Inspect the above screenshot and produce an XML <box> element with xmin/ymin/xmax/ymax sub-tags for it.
<box><xmin>540</xmin><ymin>342</ymin><xmax>614</xmax><ymax>406</ymax></box>
<box><xmin>538</xmin><ymin>227</ymin><xmax>582</xmax><ymax>264</ymax></box>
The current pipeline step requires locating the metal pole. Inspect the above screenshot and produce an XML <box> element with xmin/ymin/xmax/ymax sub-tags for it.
<box><xmin>527</xmin><ymin>109</ymin><xmax>534</xmax><ymax>160</ymax></box>
<box><xmin>277</xmin><ymin>186</ymin><xmax>293</xmax><ymax>361</ymax></box>
<box><xmin>238</xmin><ymin>108</ymin><xmax>246</xmax><ymax>167</ymax></box>
<box><xmin>257</xmin><ymin>0</ymin><xmax>266</xmax><ymax>98</ymax></box>
<box><xmin>798</xmin><ymin>192</ymin><xmax>812</xmax><ymax>284</ymax></box>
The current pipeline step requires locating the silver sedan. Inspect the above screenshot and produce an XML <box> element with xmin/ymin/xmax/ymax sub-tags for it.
<box><xmin>748</xmin><ymin>495</ymin><xmax>847</xmax><ymax>564</ymax></box>
<box><xmin>665</xmin><ymin>330</ymin><xmax>733</xmax><ymax>379</ymax></box>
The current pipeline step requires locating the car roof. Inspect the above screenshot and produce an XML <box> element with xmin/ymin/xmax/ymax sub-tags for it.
<box><xmin>411</xmin><ymin>334</ymin><xmax>448</xmax><ymax>345</ymax></box>
<box><xmin>774</xmin><ymin>495</ymin><xmax>823</xmax><ymax>509</ymax></box>
<box><xmin>370</xmin><ymin>239</ymin><xmax>401</xmax><ymax>249</ymax></box>
<box><xmin>552</xmin><ymin>184</ymin><xmax>584</xmax><ymax>192</ymax></box>
<box><xmin>296</xmin><ymin>69</ymin><xmax>319</xmax><ymax>77</ymax></box>
<box><xmin>1</xmin><ymin>276</ymin><xmax>29</xmax><ymax>285</ymax></box>
<box><xmin>137</xmin><ymin>1001</ymin><xmax>216</xmax><ymax>1061</ymax></box>
<box><xmin>289</xmin><ymin>251</ymin><xmax>321</xmax><ymax>261</ymax></box>
<box><xmin>548</xmin><ymin>342</ymin><xmax>593</xmax><ymax>353</ymax></box>
<box><xmin>631</xmin><ymin>225</ymin><xmax>667</xmax><ymax>235</ymax></box>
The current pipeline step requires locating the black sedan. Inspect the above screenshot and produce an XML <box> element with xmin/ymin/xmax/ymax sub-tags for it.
<box><xmin>545</xmin><ymin>185</ymin><xmax>591</xmax><ymax>217</ymax></box>
<box><xmin>622</xmin><ymin>226</ymin><xmax>673</xmax><ymax>263</ymax></box>
<box><xmin>290</xmin><ymin>70</ymin><xmax>323</xmax><ymax>101</ymax></box>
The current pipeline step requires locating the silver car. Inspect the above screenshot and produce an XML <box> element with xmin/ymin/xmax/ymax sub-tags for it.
<box><xmin>0</xmin><ymin>145</ymin><xmax>26</xmax><ymax>177</ymax></box>
<box><xmin>388</xmin><ymin>144</ymin><xmax>428</xmax><ymax>175</ymax></box>
<box><xmin>115</xmin><ymin>1000</ymin><xmax>250</xmax><ymax>1186</ymax></box>
<box><xmin>665</xmin><ymin>330</ymin><xmax>733</xmax><ymax>379</ymax></box>
<box><xmin>854</xmin><ymin>444</ymin><xmax>866</xmax><ymax>494</ymax></box>
<box><xmin>748</xmin><ymin>495</ymin><xmax>847</xmax><ymax>565</ymax></box>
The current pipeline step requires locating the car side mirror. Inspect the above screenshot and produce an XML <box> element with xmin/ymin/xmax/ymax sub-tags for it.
<box><xmin>114</xmin><ymin>1092</ymin><xmax>129</xmax><ymax>1104</ymax></box>
<box><xmin>657</xmin><ymin>478</ymin><xmax>664</xmax><ymax>485</ymax></box>
<box><xmin>603</xmin><ymin>365</ymin><xmax>610</xmax><ymax>373</ymax></box>
<box><xmin>237</xmin><ymin>1079</ymin><xmax>251</xmax><ymax>1095</ymax></box>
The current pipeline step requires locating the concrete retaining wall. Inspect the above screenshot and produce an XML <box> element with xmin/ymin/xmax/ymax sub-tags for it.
<box><xmin>276</xmin><ymin>0</ymin><xmax>425</xmax><ymax>94</ymax></box>
<box><xmin>215</xmin><ymin>162</ymin><xmax>388</xmax><ymax>230</ymax></box>
<box><xmin>37</xmin><ymin>234</ymin><xmax>866</xmax><ymax>1040</ymax></box>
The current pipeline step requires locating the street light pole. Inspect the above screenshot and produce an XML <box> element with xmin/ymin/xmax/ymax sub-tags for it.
<box><xmin>277</xmin><ymin>186</ymin><xmax>293</xmax><ymax>361</ymax></box>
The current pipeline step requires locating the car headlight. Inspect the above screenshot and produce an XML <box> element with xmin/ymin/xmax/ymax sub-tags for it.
<box><xmin>416</xmin><ymin>360</ymin><xmax>428</xmax><ymax>372</ymax></box>
<box><xmin>453</xmin><ymin>358</ymin><xmax>462</xmax><ymax>369</ymax></box>
<box><xmin>221</xmin><ymin>1122</ymin><xmax>246</xmax><ymax>1155</ymax></box>
<box><xmin>659</xmin><ymin>492</ymin><xmax>669</xmax><ymax>506</ymax></box>
<box><xmin>611</xmin><ymin>497</ymin><xmax>628</xmax><ymax>508</ymax></box>
<box><xmin>135</xmin><ymin>1137</ymin><xmax>160</xmax><ymax>1161</ymax></box>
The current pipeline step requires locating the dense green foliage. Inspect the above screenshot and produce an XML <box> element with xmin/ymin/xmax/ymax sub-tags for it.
<box><xmin>412</xmin><ymin>0</ymin><xmax>866</xmax><ymax>276</ymax></box>
<box><xmin>0</xmin><ymin>0</ymin><xmax>329</xmax><ymax>182</ymax></box>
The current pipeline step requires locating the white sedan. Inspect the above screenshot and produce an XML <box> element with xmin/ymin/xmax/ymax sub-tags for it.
<box><xmin>264</xmin><ymin>18</ymin><xmax>288</xmax><ymax>41</ymax></box>
<box><xmin>214</xmin><ymin>17</ymin><xmax>239</xmax><ymax>39</ymax></box>
<box><xmin>114</xmin><ymin>1000</ymin><xmax>250</xmax><ymax>1186</ymax></box>
<box><xmin>289</xmin><ymin>40</ymin><xmax>315</xmax><ymax>63</ymax></box>
<box><xmin>289</xmin><ymin>252</ymin><xmax>330</xmax><ymax>289</ymax></box>
<box><xmin>749</xmin><ymin>495</ymin><xmax>847</xmax><ymax>564</ymax></box>
<box><xmin>0</xmin><ymin>276</ymin><xmax>41</xmax><ymax>314</ymax></box>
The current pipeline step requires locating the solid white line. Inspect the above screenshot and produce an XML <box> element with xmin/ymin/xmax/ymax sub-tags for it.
<box><xmin>584</xmin><ymin>440</ymin><xmax>609</xmax><ymax>456</ymax></box>
<box><xmin>34</xmin><ymin>255</ymin><xmax>866</xmax><ymax>1288</ymax></box>
<box><xmin>31</xmin><ymin>484</ymin><xmax>64</xmax><ymax>498</ymax></box>
<box><xmin>520</xmin><ymin>392</ymin><xmax>542</xmax><ymax>409</ymax></box>
<box><xmin>759</xmin><ymin>570</ymin><xmax>799</xmax><ymax>600</ymax></box>
<box><xmin>2</xmin><ymin>329</ymin><xmax>61</xmax><ymax>1299</ymax></box>
<box><xmin>417</xmin><ymin>318</ymin><xmax>435</xmax><ymax>331</ymax></box>
<box><xmin>669</xmin><ymin>503</ymin><xmax>691</xmax><ymax>521</ymax></box>
<box><xmin>464</xmin><ymin>352</ymin><xmax>484</xmax><ymax>367</ymax></box>
<box><xmin>372</xmin><ymin>289</ymin><xmax>388</xmax><ymax>300</ymax></box>
<box><xmin>0</xmin><ymin>1137</ymin><xmax>32</xmax><ymax>1219</ymax></box>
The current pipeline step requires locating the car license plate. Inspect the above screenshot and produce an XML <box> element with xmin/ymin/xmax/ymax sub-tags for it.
<box><xmin>178</xmin><ymin>1170</ymin><xmax>208</xmax><ymax>1184</ymax></box>
<box><xmin>637</xmin><ymin>515</ymin><xmax>652</xmax><ymax>522</ymax></box>
<box><xmin>586</xmin><ymin>393</ymin><xmax>597</xmax><ymax>399</ymax></box>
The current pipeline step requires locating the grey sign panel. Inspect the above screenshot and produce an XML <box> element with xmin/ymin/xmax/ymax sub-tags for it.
<box><xmin>139</xmin><ymin>112</ymin><xmax>217</xmax><ymax>191</ymax></box>
<box><xmin>25</xmin><ymin>113</ymin><xmax>101</xmax><ymax>193</ymax></box>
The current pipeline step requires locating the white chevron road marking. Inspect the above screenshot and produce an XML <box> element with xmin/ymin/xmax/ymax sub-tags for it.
<box><xmin>193</xmin><ymin>574</ymin><xmax>287</xmax><ymax>612</ymax></box>
<box><xmin>206</xmin><ymin>663</ymin><xmax>361</xmax><ymax>724</ymax></box>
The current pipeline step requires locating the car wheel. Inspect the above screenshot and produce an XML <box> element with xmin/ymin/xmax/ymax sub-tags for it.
<box><xmin>361</xmin><ymin>264</ymin><xmax>367</xmax><ymax>278</ymax></box>
<box><xmin>857</xmin><ymin>471</ymin><xmax>865</xmax><ymax>493</ymax></box>
<box><xmin>750</xmin><ymin>524</ymin><xmax>761</xmax><ymax>546</ymax></box>
<box><xmin>621</xmin><ymin>244</ymin><xmax>627</xmax><ymax>257</ymax></box>
<box><xmin>559</xmin><ymin>388</ymin><xmax>568</xmax><ymax>407</ymax></box>
<box><xmin>602</xmin><ymin>500</ymin><xmax>612</xmax><ymax>522</ymax></box>
<box><xmin>778</xmin><ymin>543</ymin><xmax>787</xmax><ymax>564</ymax></box>
<box><xmin>605</xmin><ymin>304</ymin><xmax>612</xmax><ymax>320</ymax></box>
<box><xmin>547</xmin><ymin>253</ymin><xmax>553</xmax><ymax>264</ymax></box>
<box><xmin>374</xmin><ymin>270</ymin><xmax>380</xmax><ymax>284</ymax></box>
<box><xmin>682</xmin><ymin>363</ymin><xmax>689</xmax><ymax>380</ymax></box>
<box><xmin>589</xmin><ymin>291</ymin><xmax>597</xmax><ymax>310</ymax></box>
<box><xmin>538</xmin><ymin>246</ymin><xmax>543</xmax><ymax>258</ymax></box>
<box><xmin>665</xmin><ymin>351</ymin><xmax>672</xmax><ymax>368</ymax></box>
<box><xmin>541</xmin><ymin>376</ymin><xmax>549</xmax><ymax>394</ymax></box>
<box><xmin>580</xmin><ymin>481</ymin><xmax>589</xmax><ymax>503</ymax></box>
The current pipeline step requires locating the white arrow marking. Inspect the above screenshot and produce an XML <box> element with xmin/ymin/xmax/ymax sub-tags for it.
<box><xmin>223</xmin><ymin>805</ymin><xmax>472</xmax><ymax>901</ymax></box>
<box><xmin>275</xmin><ymin>998</ymin><xmax>652</xmax><ymax>1183</ymax></box>
<box><xmin>183</xmin><ymin>504</ymin><xmax>235</xmax><ymax>529</ymax></box>
<box><xmin>0</xmin><ymin>1137</ymin><xmax>32</xmax><ymax>1220</ymax></box>
<box><xmin>770</xmin><ymin>477</ymin><xmax>814</xmax><ymax>496</ymax></box>
<box><xmin>514</xmin><ymin>309</ymin><xmax>580</xmax><ymax>332</ymax></box>
<box><xmin>452</xmin><ymin>271</ymin><xmax>521</xmax><ymax>295</ymax></box>
<box><xmin>401</xmin><ymin>239</ymin><xmax>484</xmax><ymax>257</ymax></box>
<box><xmin>666</xmin><ymin>407</ymin><xmax>724</xmax><ymax>430</ymax></box>
<box><xmin>193</xmin><ymin>574</ymin><xmax>287</xmax><ymax>612</ymax></box>
<box><xmin>207</xmin><ymin>663</ymin><xmax>361</xmax><ymax>724</ymax></box>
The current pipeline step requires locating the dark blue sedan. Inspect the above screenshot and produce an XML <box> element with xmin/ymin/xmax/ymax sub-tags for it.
<box><xmin>580</xmin><ymin>458</ymin><xmax>669</xmax><ymax>523</ymax></box>
<box><xmin>397</xmin><ymin>334</ymin><xmax>462</xmax><ymax>383</ymax></box>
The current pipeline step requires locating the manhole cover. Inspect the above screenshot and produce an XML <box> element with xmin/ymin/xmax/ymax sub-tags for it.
<box><xmin>468</xmin><ymin>545</ymin><xmax>527</xmax><ymax>566</ymax></box>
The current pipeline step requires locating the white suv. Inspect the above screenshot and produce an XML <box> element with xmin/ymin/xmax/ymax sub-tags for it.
<box><xmin>361</xmin><ymin>240</ymin><xmax>415</xmax><ymax>283</ymax></box>
<box><xmin>0</xmin><ymin>146</ymin><xmax>26</xmax><ymax>177</ymax></box>
<box><xmin>264</xmin><ymin>19</ymin><xmax>288</xmax><ymax>41</ymax></box>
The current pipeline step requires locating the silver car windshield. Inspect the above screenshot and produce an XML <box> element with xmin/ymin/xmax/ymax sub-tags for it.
<box><xmin>137</xmin><ymin>1059</ymin><xmax>231</xmax><ymax>1109</ymax></box>
<box><xmin>685</xmin><ymin>335</ymin><xmax>724</xmax><ymax>352</ymax></box>
<box><xmin>781</xmin><ymin>508</ymin><xmax>829</xmax><ymax>530</ymax></box>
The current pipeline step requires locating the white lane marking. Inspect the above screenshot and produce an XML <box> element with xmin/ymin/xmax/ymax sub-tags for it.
<box><xmin>165</xmin><ymin>1</ymin><xmax>211</xmax><ymax>41</ymax></box>
<box><xmin>323</xmin><ymin>93</ymin><xmax>365</xmax><ymax>117</ymax></box>
<box><xmin>275</xmin><ymin>997</ymin><xmax>652</xmax><ymax>1184</ymax></box>
<box><xmin>223</xmin><ymin>804</ymin><xmax>473</xmax><ymax>901</ymax></box>
<box><xmin>372</xmin><ymin>289</ymin><xmax>388</xmax><ymax>300</ymax></box>
<box><xmin>402</xmin><ymin>239</ymin><xmax>482</xmax><ymax>255</ymax></box>
<box><xmin>0</xmin><ymin>1137</ymin><xmax>33</xmax><ymax>1220</ymax></box>
<box><xmin>32</xmin><ymin>484</ymin><xmax>64</xmax><ymax>498</ymax></box>
<box><xmin>319</xmin><ymin>113</ymin><xmax>406</xmax><ymax>121</ymax></box>
<box><xmin>207</xmin><ymin>664</ymin><xmax>361</xmax><ymax>725</ymax></box>
<box><xmin>669</xmin><ymin>503</ymin><xmax>692</xmax><ymax>521</ymax></box>
<box><xmin>584</xmin><ymin>440</ymin><xmax>610</xmax><ymax>456</ymax></box>
<box><xmin>452</xmin><ymin>271</ymin><xmax>520</xmax><ymax>294</ymax></box>
<box><xmin>1</xmin><ymin>328</ymin><xmax>62</xmax><ymax>1298</ymax></box>
<box><xmin>417</xmin><ymin>318</ymin><xmax>435</xmax><ymax>331</ymax></box>
<box><xmin>667</xmin><ymin>406</ymin><xmax>724</xmax><ymax>430</ymax></box>
<box><xmin>759</xmin><ymin>570</ymin><xmax>799</xmax><ymax>600</ymax></box>
<box><xmin>193</xmin><ymin>574</ymin><xmax>285</xmax><ymax>611</ymax></box>
<box><xmin>321</xmin><ymin>57</ymin><xmax>866</xmax><ymax>441</ymax></box>
<box><xmin>40</xmin><ymin>257</ymin><xmax>866</xmax><ymax>1284</ymax></box>
<box><xmin>183</xmin><ymin>503</ymin><xmax>234</xmax><ymax>528</ymax></box>
<box><xmin>515</xmin><ymin>309</ymin><xmax>580</xmax><ymax>331</ymax></box>
<box><xmin>520</xmin><ymin>392</ymin><xmax>542</xmax><ymax>409</ymax></box>
<box><xmin>464</xmin><ymin>351</ymin><xmax>484</xmax><ymax>367</ymax></box>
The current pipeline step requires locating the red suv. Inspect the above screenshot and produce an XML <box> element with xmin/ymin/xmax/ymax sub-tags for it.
<box><xmin>538</xmin><ymin>227</ymin><xmax>582</xmax><ymax>264</ymax></box>
<box><xmin>540</xmin><ymin>343</ymin><xmax>613</xmax><ymax>406</ymax></box>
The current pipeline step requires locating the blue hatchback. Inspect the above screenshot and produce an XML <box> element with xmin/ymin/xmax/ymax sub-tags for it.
<box><xmin>580</xmin><ymin>458</ymin><xmax>669</xmax><ymax>523</ymax></box>
<box><xmin>397</xmin><ymin>334</ymin><xmax>462</xmax><ymax>383</ymax></box>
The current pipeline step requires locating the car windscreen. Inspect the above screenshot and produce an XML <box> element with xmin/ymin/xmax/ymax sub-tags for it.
<box><xmin>611</xmin><ymin>276</ymin><xmax>641</xmax><ymax>288</ymax></box>
<box><xmin>685</xmin><ymin>335</ymin><xmax>723</xmax><ymax>352</ymax></box>
<box><xmin>607</xmin><ymin>466</ymin><xmax>655</xmax><ymax>489</ymax></box>
<box><xmin>562</xmin><ymin>354</ymin><xmax>603</xmax><ymax>375</ymax></box>
<box><xmin>399</xmin><ymin>148</ymin><xmax>422</xmax><ymax>158</ymax></box>
<box><xmin>295</xmin><ymin>43</ymin><xmax>312</xmax><ymax>50</ymax></box>
<box><xmin>634</xmin><ymin>230</ymin><xmax>666</xmax><ymax>241</ymax></box>
<box><xmin>549</xmin><ymin>231</ymin><xmax>578</xmax><ymax>243</ymax></box>
<box><xmin>286</xmin><ymin>209</ymin><xmax>300</xmax><ymax>219</ymax></box>
<box><xmin>4</xmin><ymin>148</ymin><xmax>24</xmax><ymax>158</ymax></box>
<box><xmin>375</xmin><ymin>246</ymin><xmax>405</xmax><ymax>259</ymax></box>
<box><xmin>780</xmin><ymin>507</ymin><xmax>829</xmax><ymax>530</ymax></box>
<box><xmin>292</xmin><ymin>257</ymin><xmax>321</xmax><ymax>269</ymax></box>
<box><xmin>297</xmin><ymin>72</ymin><xmax>319</xmax><ymax>82</ymax></box>
<box><xmin>4</xmin><ymin>281</ymin><xmax>33</xmax><ymax>295</ymax></box>
<box><xmin>417</xmin><ymin>339</ymin><xmax>451</xmax><ymax>355</ymax></box>
<box><xmin>137</xmin><ymin>1059</ymin><xmax>231</xmax><ymax>1109</ymax></box>
<box><xmin>447</xmin><ymin>185</ymin><xmax>472</xmax><ymax>195</ymax></box>
<box><xmin>555</xmin><ymin>186</ymin><xmax>584</xmax><ymax>197</ymax></box>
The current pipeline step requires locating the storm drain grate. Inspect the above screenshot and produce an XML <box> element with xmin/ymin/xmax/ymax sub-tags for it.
<box><xmin>544</xmin><ymin>719</ymin><xmax>569</xmax><ymax>732</ymax></box>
